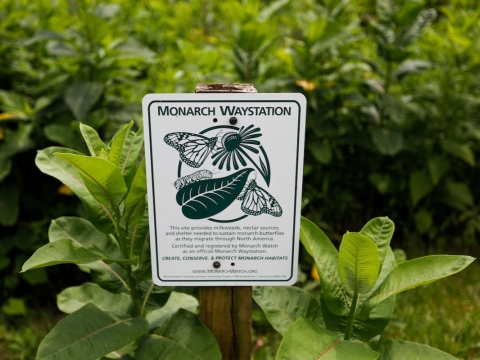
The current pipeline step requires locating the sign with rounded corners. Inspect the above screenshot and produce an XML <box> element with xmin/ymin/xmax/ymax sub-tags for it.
<box><xmin>142</xmin><ymin>93</ymin><xmax>306</xmax><ymax>286</ymax></box>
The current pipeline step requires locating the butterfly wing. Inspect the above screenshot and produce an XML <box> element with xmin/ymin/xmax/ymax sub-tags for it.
<box><xmin>164</xmin><ymin>132</ymin><xmax>214</xmax><ymax>168</ymax></box>
<box><xmin>240</xmin><ymin>182</ymin><xmax>282</xmax><ymax>217</ymax></box>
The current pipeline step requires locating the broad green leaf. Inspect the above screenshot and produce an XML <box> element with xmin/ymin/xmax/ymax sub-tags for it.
<box><xmin>445</xmin><ymin>180</ymin><xmax>474</xmax><ymax>210</ymax></box>
<box><xmin>55</xmin><ymin>153</ymin><xmax>127</xmax><ymax>209</ymax></box>
<box><xmin>441</xmin><ymin>139</ymin><xmax>475</xmax><ymax>166</ymax></box>
<box><xmin>21</xmin><ymin>268</ymin><xmax>48</xmax><ymax>285</ymax></box>
<box><xmin>253</xmin><ymin>286</ymin><xmax>324</xmax><ymax>336</ymax></box>
<box><xmin>300</xmin><ymin>217</ymin><xmax>349</xmax><ymax>316</ymax></box>
<box><xmin>321</xmin><ymin>295</ymin><xmax>395</xmax><ymax>342</ymax></box>
<box><xmin>57</xmin><ymin>283</ymin><xmax>131</xmax><ymax>315</ymax></box>
<box><xmin>309</xmin><ymin>144</ymin><xmax>332</xmax><ymax>165</ymax></box>
<box><xmin>21</xmin><ymin>239</ymin><xmax>106</xmax><ymax>272</ymax></box>
<box><xmin>109</xmin><ymin>121</ymin><xmax>133</xmax><ymax>167</ymax></box>
<box><xmin>87</xmin><ymin>261</ymin><xmax>130</xmax><ymax>294</ymax></box>
<box><xmin>414</xmin><ymin>208</ymin><xmax>432</xmax><ymax>234</ymax></box>
<box><xmin>427</xmin><ymin>156</ymin><xmax>449</xmax><ymax>186</ymax></box>
<box><xmin>44</xmin><ymin>123</ymin><xmax>86</xmax><ymax>151</ymax></box>
<box><xmin>276</xmin><ymin>317</ymin><xmax>379</xmax><ymax>360</ymax></box>
<box><xmin>409</xmin><ymin>171</ymin><xmax>433</xmax><ymax>206</ymax></box>
<box><xmin>2</xmin><ymin>297</ymin><xmax>27</xmax><ymax>316</ymax></box>
<box><xmin>383</xmin><ymin>94</ymin><xmax>405</xmax><ymax>124</ymax></box>
<box><xmin>79</xmin><ymin>123</ymin><xmax>108</xmax><ymax>157</ymax></box>
<box><xmin>360</xmin><ymin>217</ymin><xmax>394</xmax><ymax>270</ymax></box>
<box><xmin>49</xmin><ymin>217</ymin><xmax>121</xmax><ymax>258</ymax></box>
<box><xmin>119</xmin><ymin>125</ymin><xmax>144</xmax><ymax>188</ymax></box>
<box><xmin>121</xmin><ymin>158</ymin><xmax>146</xmax><ymax>229</ymax></box>
<box><xmin>0</xmin><ymin>90</ymin><xmax>32</xmax><ymax>118</ymax></box>
<box><xmin>324</xmin><ymin>249</ymin><xmax>396</xmax><ymax>341</ymax></box>
<box><xmin>35</xmin><ymin>147</ymin><xmax>113</xmax><ymax>231</ymax></box>
<box><xmin>37</xmin><ymin>304</ymin><xmax>148</xmax><ymax>360</ymax></box>
<box><xmin>146</xmin><ymin>292</ymin><xmax>199</xmax><ymax>329</ymax></box>
<box><xmin>0</xmin><ymin>181</ymin><xmax>19</xmax><ymax>226</ymax></box>
<box><xmin>339</xmin><ymin>233</ymin><xmax>380</xmax><ymax>295</ymax></box>
<box><xmin>376</xmin><ymin>0</ymin><xmax>394</xmax><ymax>23</ymax></box>
<box><xmin>128</xmin><ymin>207</ymin><xmax>149</xmax><ymax>260</ymax></box>
<box><xmin>371</xmin><ymin>128</ymin><xmax>403</xmax><ymax>156</ymax></box>
<box><xmin>139</xmin><ymin>280</ymin><xmax>173</xmax><ymax>312</ymax></box>
<box><xmin>137</xmin><ymin>309</ymin><xmax>221</xmax><ymax>360</ymax></box>
<box><xmin>360</xmin><ymin>255</ymin><xmax>475</xmax><ymax>316</ymax></box>
<box><xmin>392</xmin><ymin>60</ymin><xmax>433</xmax><ymax>81</ymax></box>
<box><xmin>378</xmin><ymin>340</ymin><xmax>457</xmax><ymax>360</ymax></box>
<box><xmin>398</xmin><ymin>9</ymin><xmax>437</xmax><ymax>47</ymax></box>
<box><xmin>0</xmin><ymin>155</ymin><xmax>12</xmax><ymax>181</ymax></box>
<box><xmin>64</xmin><ymin>82</ymin><xmax>103</xmax><ymax>121</ymax></box>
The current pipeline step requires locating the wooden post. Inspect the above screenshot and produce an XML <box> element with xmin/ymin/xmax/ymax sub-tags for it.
<box><xmin>196</xmin><ymin>83</ymin><xmax>256</xmax><ymax>360</ymax></box>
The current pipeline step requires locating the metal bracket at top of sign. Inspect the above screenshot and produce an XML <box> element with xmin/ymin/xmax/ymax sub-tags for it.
<box><xmin>195</xmin><ymin>83</ymin><xmax>257</xmax><ymax>93</ymax></box>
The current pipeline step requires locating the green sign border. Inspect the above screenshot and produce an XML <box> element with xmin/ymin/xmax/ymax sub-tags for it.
<box><xmin>146</xmin><ymin>99</ymin><xmax>302</xmax><ymax>283</ymax></box>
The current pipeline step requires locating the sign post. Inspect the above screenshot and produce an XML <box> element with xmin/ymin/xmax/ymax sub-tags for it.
<box><xmin>142</xmin><ymin>84</ymin><xmax>306</xmax><ymax>359</ymax></box>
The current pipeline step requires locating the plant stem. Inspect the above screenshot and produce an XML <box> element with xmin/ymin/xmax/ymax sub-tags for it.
<box><xmin>344</xmin><ymin>292</ymin><xmax>360</xmax><ymax>341</ymax></box>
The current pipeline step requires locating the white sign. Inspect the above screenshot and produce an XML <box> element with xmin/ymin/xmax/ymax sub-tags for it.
<box><xmin>142</xmin><ymin>93</ymin><xmax>306</xmax><ymax>286</ymax></box>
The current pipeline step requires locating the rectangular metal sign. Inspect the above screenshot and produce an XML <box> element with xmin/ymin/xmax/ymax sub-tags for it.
<box><xmin>142</xmin><ymin>93</ymin><xmax>306</xmax><ymax>286</ymax></box>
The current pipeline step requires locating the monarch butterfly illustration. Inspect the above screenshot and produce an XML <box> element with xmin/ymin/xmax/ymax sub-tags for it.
<box><xmin>164</xmin><ymin>132</ymin><xmax>220</xmax><ymax>168</ymax></box>
<box><xmin>237</xmin><ymin>179</ymin><xmax>282</xmax><ymax>217</ymax></box>
<box><xmin>174</xmin><ymin>169</ymin><xmax>213</xmax><ymax>190</ymax></box>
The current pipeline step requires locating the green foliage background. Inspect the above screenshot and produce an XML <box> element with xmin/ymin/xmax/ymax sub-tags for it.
<box><xmin>1</xmin><ymin>0</ymin><xmax>479</xmax><ymax>354</ymax></box>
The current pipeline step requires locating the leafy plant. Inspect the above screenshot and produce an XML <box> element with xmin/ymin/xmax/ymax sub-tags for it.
<box><xmin>254</xmin><ymin>216</ymin><xmax>475</xmax><ymax>359</ymax></box>
<box><xmin>21</xmin><ymin>122</ymin><xmax>222</xmax><ymax>360</ymax></box>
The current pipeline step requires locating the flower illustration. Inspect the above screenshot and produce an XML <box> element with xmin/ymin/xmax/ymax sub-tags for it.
<box><xmin>211</xmin><ymin>125</ymin><xmax>262</xmax><ymax>171</ymax></box>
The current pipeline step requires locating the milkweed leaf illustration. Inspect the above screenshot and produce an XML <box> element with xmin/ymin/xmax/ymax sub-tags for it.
<box><xmin>176</xmin><ymin>168</ymin><xmax>253</xmax><ymax>219</ymax></box>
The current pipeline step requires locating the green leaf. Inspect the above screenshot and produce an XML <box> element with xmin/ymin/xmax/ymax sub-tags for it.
<box><xmin>177</xmin><ymin>168</ymin><xmax>253</xmax><ymax>219</ymax></box>
<box><xmin>79</xmin><ymin>123</ymin><xmax>108</xmax><ymax>157</ymax></box>
<box><xmin>360</xmin><ymin>217</ymin><xmax>394</xmax><ymax>270</ymax></box>
<box><xmin>121</xmin><ymin>158</ymin><xmax>146</xmax><ymax>229</ymax></box>
<box><xmin>371</xmin><ymin>128</ymin><xmax>403</xmax><ymax>156</ymax></box>
<box><xmin>0</xmin><ymin>181</ymin><xmax>19</xmax><ymax>226</ymax></box>
<box><xmin>109</xmin><ymin>121</ymin><xmax>133</xmax><ymax>167</ymax></box>
<box><xmin>441</xmin><ymin>139</ymin><xmax>475</xmax><ymax>166</ymax></box>
<box><xmin>35</xmin><ymin>147</ymin><xmax>113</xmax><ymax>231</ymax></box>
<box><xmin>339</xmin><ymin>233</ymin><xmax>380</xmax><ymax>295</ymax></box>
<box><xmin>376</xmin><ymin>0</ymin><xmax>395</xmax><ymax>23</ymax></box>
<box><xmin>309</xmin><ymin>144</ymin><xmax>332</xmax><ymax>165</ymax></box>
<box><xmin>128</xmin><ymin>207</ymin><xmax>149</xmax><ymax>260</ymax></box>
<box><xmin>0</xmin><ymin>155</ymin><xmax>12</xmax><ymax>181</ymax></box>
<box><xmin>21</xmin><ymin>239</ymin><xmax>106</xmax><ymax>272</ymax></box>
<box><xmin>398</xmin><ymin>9</ymin><xmax>437</xmax><ymax>47</ymax></box>
<box><xmin>392</xmin><ymin>60</ymin><xmax>434</xmax><ymax>81</ymax></box>
<box><xmin>37</xmin><ymin>304</ymin><xmax>148</xmax><ymax>360</ymax></box>
<box><xmin>44</xmin><ymin>123</ymin><xmax>86</xmax><ymax>151</ymax></box>
<box><xmin>87</xmin><ymin>261</ymin><xmax>130</xmax><ymax>294</ymax></box>
<box><xmin>427</xmin><ymin>156</ymin><xmax>449</xmax><ymax>186</ymax></box>
<box><xmin>276</xmin><ymin>317</ymin><xmax>379</xmax><ymax>360</ymax></box>
<box><xmin>139</xmin><ymin>280</ymin><xmax>173</xmax><ymax>312</ymax></box>
<box><xmin>2</xmin><ymin>297</ymin><xmax>27</xmax><ymax>316</ymax></box>
<box><xmin>383</xmin><ymin>94</ymin><xmax>405</xmax><ymax>124</ymax></box>
<box><xmin>321</xmin><ymin>295</ymin><xmax>395</xmax><ymax>342</ymax></box>
<box><xmin>445</xmin><ymin>180</ymin><xmax>474</xmax><ymax>209</ymax></box>
<box><xmin>21</xmin><ymin>268</ymin><xmax>49</xmax><ymax>285</ymax></box>
<box><xmin>119</xmin><ymin>125</ymin><xmax>144</xmax><ymax>188</ymax></box>
<box><xmin>146</xmin><ymin>292</ymin><xmax>199</xmax><ymax>329</ymax></box>
<box><xmin>137</xmin><ymin>309</ymin><xmax>221</xmax><ymax>360</ymax></box>
<box><xmin>49</xmin><ymin>217</ymin><xmax>121</xmax><ymax>258</ymax></box>
<box><xmin>378</xmin><ymin>340</ymin><xmax>457</xmax><ymax>360</ymax></box>
<box><xmin>55</xmin><ymin>153</ymin><xmax>127</xmax><ymax>209</ymax></box>
<box><xmin>57</xmin><ymin>283</ymin><xmax>131</xmax><ymax>315</ymax></box>
<box><xmin>360</xmin><ymin>255</ymin><xmax>475</xmax><ymax>316</ymax></box>
<box><xmin>64</xmin><ymin>82</ymin><xmax>103</xmax><ymax>121</ymax></box>
<box><xmin>409</xmin><ymin>171</ymin><xmax>433</xmax><ymax>206</ymax></box>
<box><xmin>326</xmin><ymin>249</ymin><xmax>397</xmax><ymax>340</ymax></box>
<box><xmin>300</xmin><ymin>217</ymin><xmax>349</xmax><ymax>316</ymax></box>
<box><xmin>369</xmin><ymin>173</ymin><xmax>391</xmax><ymax>194</ymax></box>
<box><xmin>253</xmin><ymin>286</ymin><xmax>324</xmax><ymax>336</ymax></box>
<box><xmin>414</xmin><ymin>208</ymin><xmax>432</xmax><ymax>234</ymax></box>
